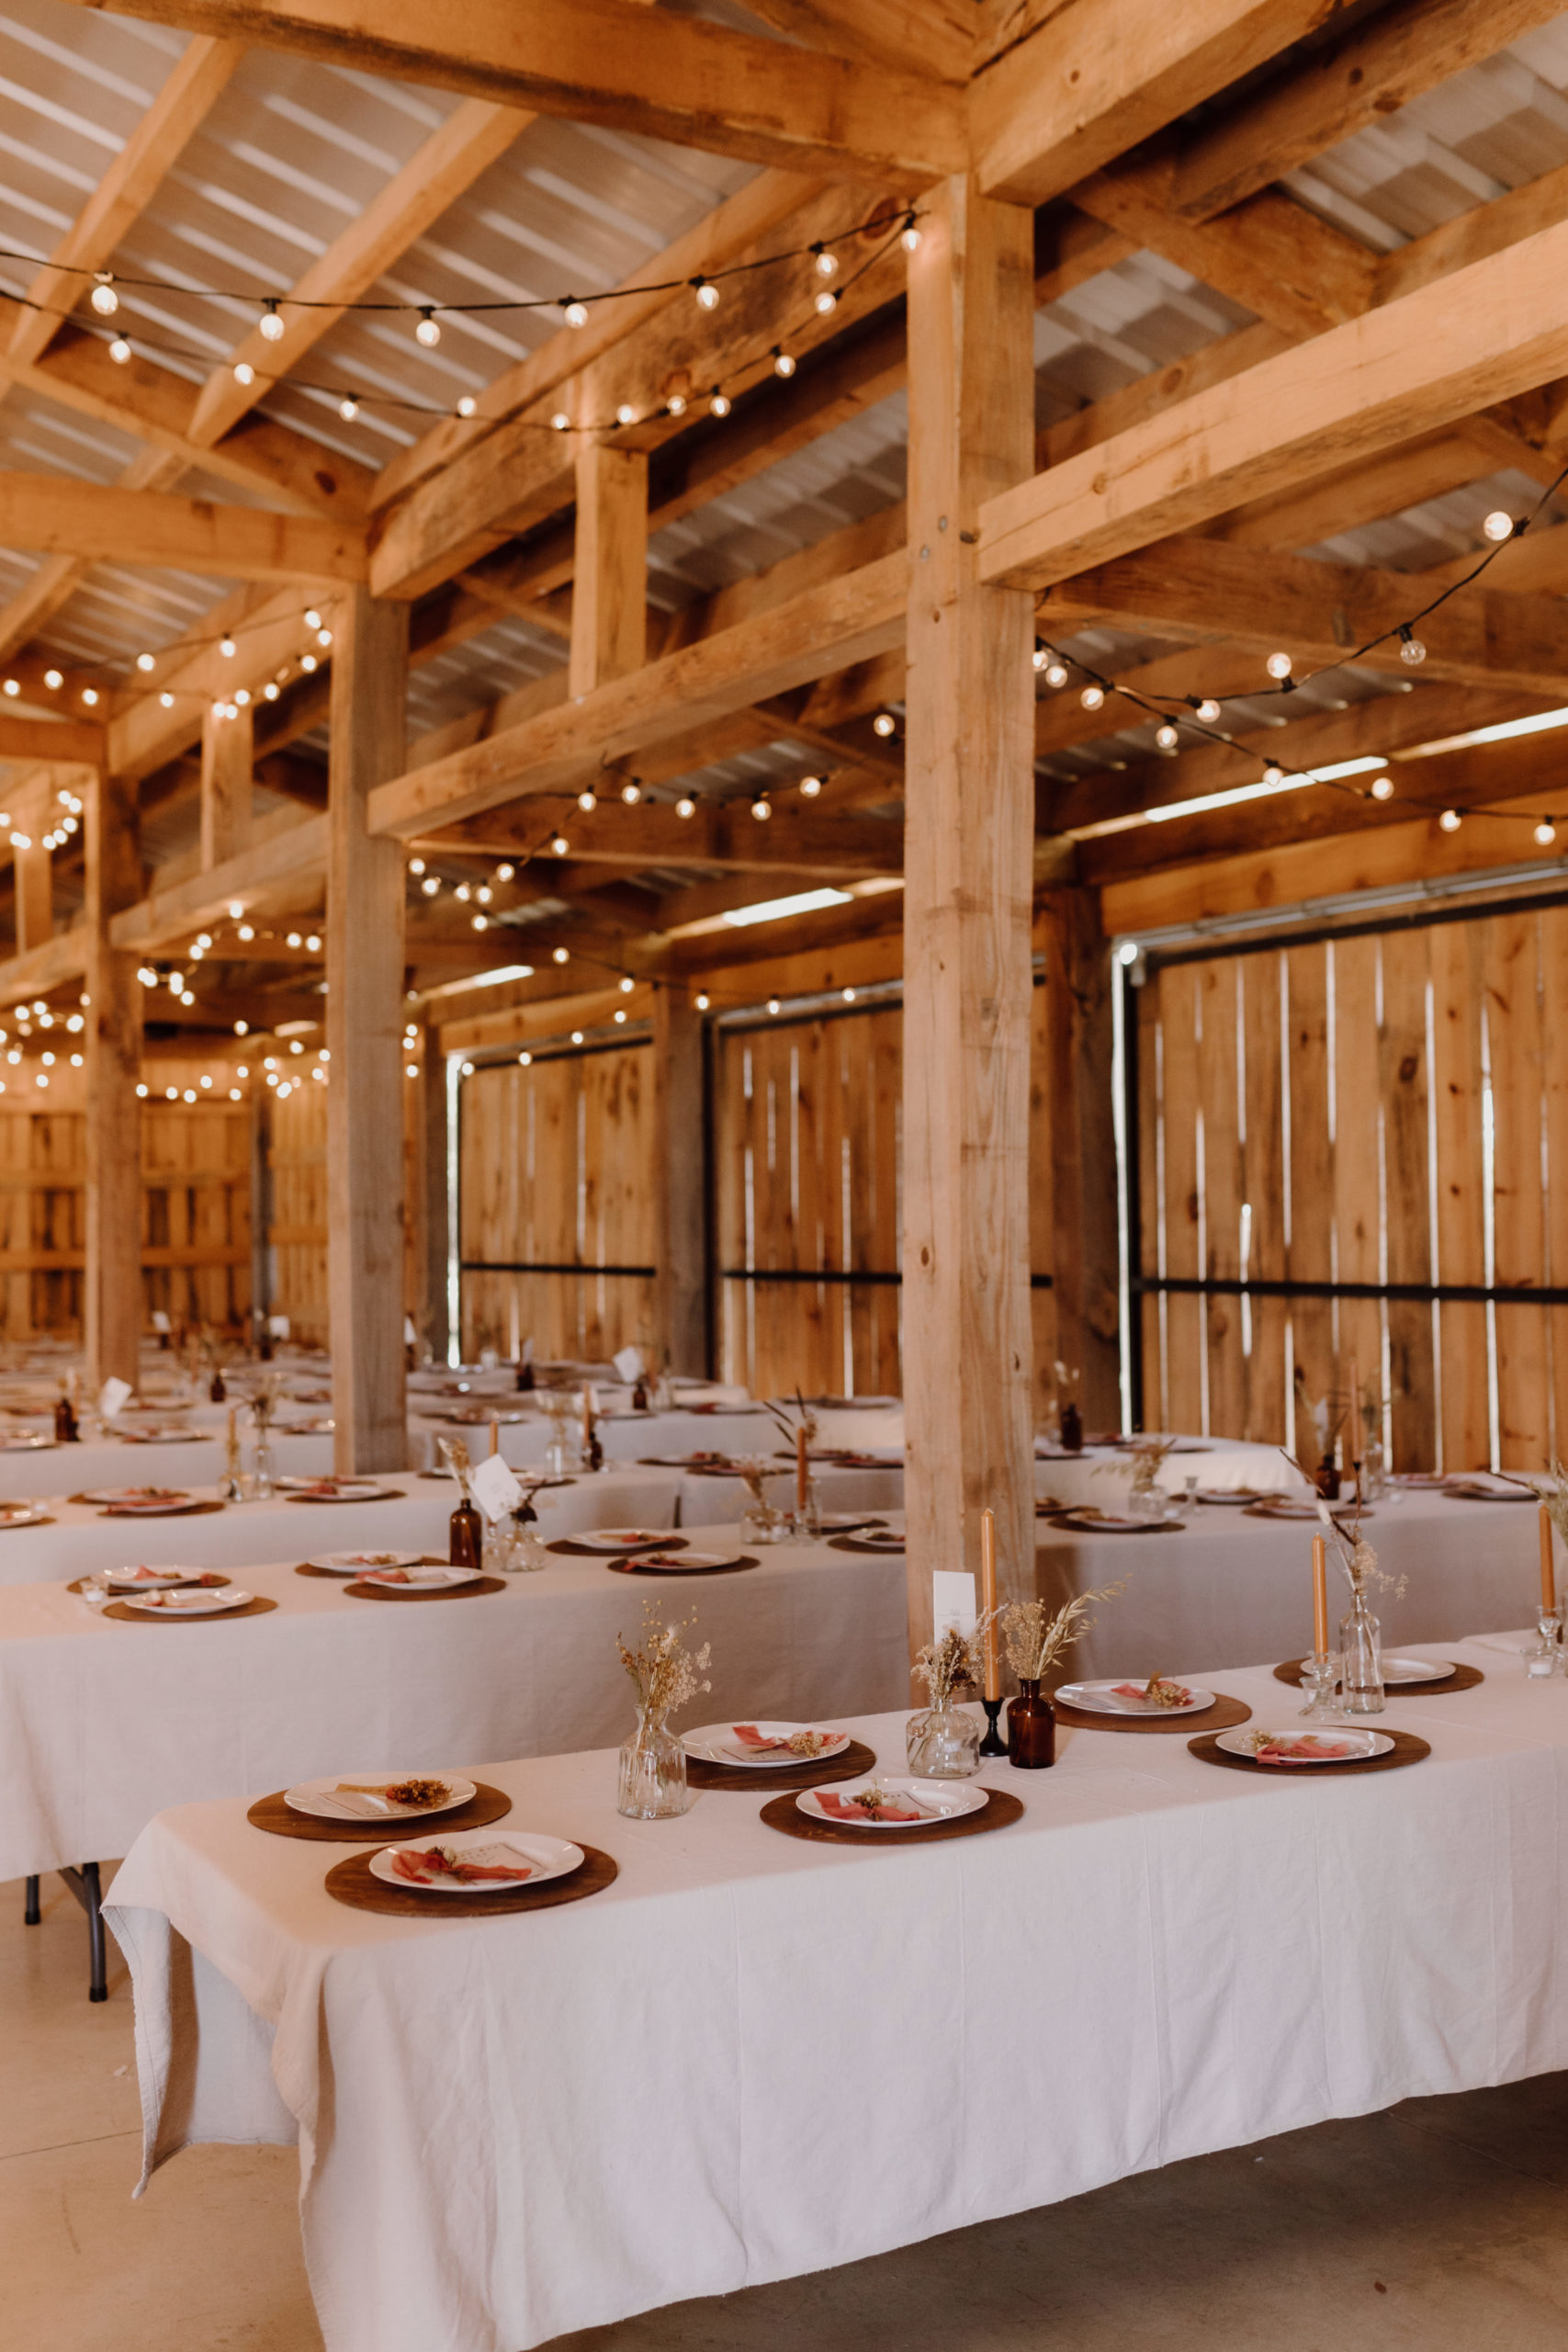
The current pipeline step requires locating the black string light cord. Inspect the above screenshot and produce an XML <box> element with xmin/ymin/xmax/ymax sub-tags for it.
<box><xmin>1029</xmin><ymin>447</ymin><xmax>1568</xmax><ymax>840</ymax></box>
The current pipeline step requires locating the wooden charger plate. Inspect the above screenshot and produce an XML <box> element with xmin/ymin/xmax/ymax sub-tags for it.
<box><xmin>828</xmin><ymin>1534</ymin><xmax>906</xmax><ymax>1555</ymax></box>
<box><xmin>1187</xmin><ymin>1727</ymin><xmax>1430</xmax><ymax>1776</ymax></box>
<box><xmin>102</xmin><ymin>1595</ymin><xmax>277</xmax><ymax>1623</ymax></box>
<box><xmin>324</xmin><ymin>1841</ymin><xmax>618</xmax><ymax>1918</ymax></box>
<box><xmin>1272</xmin><ymin>1659</ymin><xmax>1483</xmax><ymax>1695</ymax></box>
<box><xmin>606</xmin><ymin>1552</ymin><xmax>757</xmax><ymax>1577</ymax></box>
<box><xmin>295</xmin><ymin>1555</ymin><xmax>445</xmax><ymax>1579</ymax></box>
<box><xmin>283</xmin><ymin>1487</ymin><xmax>404</xmax><ymax>1505</ymax></box>
<box><xmin>1055</xmin><ymin>1692</ymin><xmax>1253</xmax><ymax>1734</ymax></box>
<box><xmin>547</xmin><ymin>1534</ymin><xmax>686</xmax><ymax>1558</ymax></box>
<box><xmin>686</xmin><ymin>1737</ymin><xmax>877</xmax><ymax>1792</ymax></box>
<box><xmin>760</xmin><ymin>1785</ymin><xmax>1024</xmax><ymax>1847</ymax></box>
<box><xmin>248</xmin><ymin>1781</ymin><xmax>513</xmax><ymax>1842</ymax></box>
<box><xmin>344</xmin><ymin>1575</ymin><xmax>507</xmax><ymax>1601</ymax></box>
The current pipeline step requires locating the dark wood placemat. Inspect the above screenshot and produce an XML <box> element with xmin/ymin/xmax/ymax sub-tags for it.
<box><xmin>686</xmin><ymin>1737</ymin><xmax>877</xmax><ymax>1792</ymax></box>
<box><xmin>344</xmin><ymin>1575</ymin><xmax>508</xmax><ymax>1601</ymax></box>
<box><xmin>1272</xmin><ymin>1659</ymin><xmax>1483</xmax><ymax>1695</ymax></box>
<box><xmin>1188</xmin><ymin>1727</ymin><xmax>1431</xmax><ymax>1776</ymax></box>
<box><xmin>283</xmin><ymin>1487</ymin><xmax>404</xmax><ymax>1505</ymax></box>
<box><xmin>1043</xmin><ymin>1514</ymin><xmax>1183</xmax><ymax>1536</ymax></box>
<box><xmin>1055</xmin><ymin>1693</ymin><xmax>1253</xmax><ymax>1734</ymax></box>
<box><xmin>102</xmin><ymin>1595</ymin><xmax>278</xmax><ymax>1623</ymax></box>
<box><xmin>325</xmin><ymin>1840</ymin><xmax>618</xmax><ymax>1917</ymax></box>
<box><xmin>828</xmin><ymin>1534</ymin><xmax>906</xmax><ymax>1555</ymax></box>
<box><xmin>547</xmin><ymin>1534</ymin><xmax>687</xmax><ymax>1557</ymax></box>
<box><xmin>72</xmin><ymin>1495</ymin><xmax>225</xmax><ymax>1517</ymax></box>
<box><xmin>607</xmin><ymin>1553</ymin><xmax>757</xmax><ymax>1577</ymax></box>
<box><xmin>248</xmin><ymin>1781</ymin><xmax>513</xmax><ymax>1842</ymax></box>
<box><xmin>71</xmin><ymin>1572</ymin><xmax>229</xmax><ymax>1594</ymax></box>
<box><xmin>295</xmin><ymin>1555</ymin><xmax>446</xmax><ymax>1579</ymax></box>
<box><xmin>760</xmin><ymin>1786</ymin><xmax>1024</xmax><ymax>1846</ymax></box>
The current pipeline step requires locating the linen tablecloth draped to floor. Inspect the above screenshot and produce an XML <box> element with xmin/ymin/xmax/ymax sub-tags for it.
<box><xmin>0</xmin><ymin>1519</ymin><xmax>908</xmax><ymax>1882</ymax></box>
<box><xmin>105</xmin><ymin>1646</ymin><xmax>1568</xmax><ymax>2352</ymax></box>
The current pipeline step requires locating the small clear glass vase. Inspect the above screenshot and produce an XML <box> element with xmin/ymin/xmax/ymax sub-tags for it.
<box><xmin>251</xmin><ymin>1435</ymin><xmax>276</xmax><ymax>1499</ymax></box>
<box><xmin>617</xmin><ymin>1705</ymin><xmax>689</xmax><ymax>1818</ymax></box>
<box><xmin>905</xmin><ymin>1703</ymin><xmax>981</xmax><ymax>1778</ymax></box>
<box><xmin>1339</xmin><ymin>1588</ymin><xmax>1384</xmax><ymax>1714</ymax></box>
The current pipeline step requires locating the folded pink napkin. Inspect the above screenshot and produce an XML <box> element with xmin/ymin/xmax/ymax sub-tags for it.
<box><xmin>390</xmin><ymin>1845</ymin><xmax>533</xmax><ymax>1885</ymax></box>
<box><xmin>1111</xmin><ymin>1679</ymin><xmax>1193</xmax><ymax>1708</ymax></box>
<box><xmin>1252</xmin><ymin>1735</ymin><xmax>1355</xmax><ymax>1764</ymax></box>
<box><xmin>731</xmin><ymin>1724</ymin><xmax>786</xmax><ymax>1749</ymax></box>
<box><xmin>815</xmin><ymin>1790</ymin><xmax>921</xmax><ymax>1824</ymax></box>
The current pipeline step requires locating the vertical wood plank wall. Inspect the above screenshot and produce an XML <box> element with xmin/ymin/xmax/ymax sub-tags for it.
<box><xmin>0</xmin><ymin>1053</ymin><xmax>252</xmax><ymax>1340</ymax></box>
<box><xmin>266</xmin><ymin>1065</ymin><xmax>425</xmax><ymax>1347</ymax></box>
<box><xmin>457</xmin><ymin>1047</ymin><xmax>657</xmax><ymax>1363</ymax></box>
<box><xmin>1134</xmin><ymin>903</ymin><xmax>1568</xmax><ymax>1473</ymax></box>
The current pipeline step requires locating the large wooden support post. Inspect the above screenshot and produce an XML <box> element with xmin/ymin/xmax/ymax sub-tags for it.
<box><xmin>901</xmin><ymin>179</ymin><xmax>1038</xmax><ymax>1660</ymax></box>
<box><xmin>327</xmin><ymin>590</ymin><xmax>409</xmax><ymax>1473</ymax></box>
<box><xmin>570</xmin><ymin>441</ymin><xmax>648</xmax><ymax>697</ymax></box>
<box><xmin>199</xmin><ymin>700</ymin><xmax>253</xmax><ymax>868</ymax></box>
<box><xmin>417</xmin><ymin>1016</ymin><xmax>451</xmax><ymax>1363</ymax></box>
<box><xmin>14</xmin><ymin>835</ymin><xmax>51</xmax><ymax>954</ymax></box>
<box><xmin>653</xmin><ymin>984</ymin><xmax>708</xmax><ymax>1377</ymax></box>
<box><xmin>84</xmin><ymin>771</ymin><xmax>143</xmax><ymax>1388</ymax></box>
<box><xmin>1038</xmin><ymin>885</ymin><xmax>1122</xmax><ymax>1430</ymax></box>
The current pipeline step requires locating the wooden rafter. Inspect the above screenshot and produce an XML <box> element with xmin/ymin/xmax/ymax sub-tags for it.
<box><xmin>62</xmin><ymin>0</ymin><xmax>965</xmax><ymax>184</ymax></box>
<box><xmin>0</xmin><ymin>472</ymin><xmax>365</xmax><ymax>582</ymax></box>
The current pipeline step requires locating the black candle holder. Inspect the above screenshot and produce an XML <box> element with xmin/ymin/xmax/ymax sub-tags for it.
<box><xmin>978</xmin><ymin>1697</ymin><xmax>1007</xmax><ymax>1758</ymax></box>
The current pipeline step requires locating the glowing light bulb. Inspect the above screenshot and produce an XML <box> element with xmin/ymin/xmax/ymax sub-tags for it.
<box><xmin>415</xmin><ymin>309</ymin><xmax>440</xmax><ymax>347</ymax></box>
<box><xmin>258</xmin><ymin>301</ymin><xmax>283</xmax><ymax>342</ymax></box>
<box><xmin>710</xmin><ymin>391</ymin><xmax>730</xmax><ymax>417</ymax></box>
<box><xmin>550</xmin><ymin>835</ymin><xmax>569</xmax><ymax>856</ymax></box>
<box><xmin>564</xmin><ymin>300</ymin><xmax>588</xmax><ymax>329</ymax></box>
<box><xmin>552</xmin><ymin>946</ymin><xmax>570</xmax><ymax>965</ymax></box>
<box><xmin>1044</xmin><ymin>662</ymin><xmax>1068</xmax><ymax>689</ymax></box>
<box><xmin>814</xmin><ymin>289</ymin><xmax>839</xmax><ymax>315</ymax></box>
<box><xmin>1483</xmin><ymin>510</ymin><xmax>1514</xmax><ymax>543</ymax></box>
<box><xmin>220</xmin><ymin>636</ymin><xmax>236</xmax><ymax>659</ymax></box>
<box><xmin>814</xmin><ymin>247</ymin><xmax>839</xmax><ymax>279</ymax></box>
<box><xmin>620</xmin><ymin>781</ymin><xmax>641</xmax><ymax>805</ymax></box>
<box><xmin>873</xmin><ymin>712</ymin><xmax>897</xmax><ymax>737</ymax></box>
<box><xmin>108</xmin><ymin>337</ymin><xmax>130</xmax><ymax>365</ymax></box>
<box><xmin>615</xmin><ymin>404</ymin><xmax>636</xmax><ymax>426</ymax></box>
<box><xmin>900</xmin><ymin>220</ymin><xmax>921</xmax><ymax>253</ymax></box>
<box><xmin>693</xmin><ymin>278</ymin><xmax>719</xmax><ymax>310</ymax></box>
<box><xmin>263</xmin><ymin>681</ymin><xmax>278</xmax><ymax>700</ymax></box>
<box><xmin>550</xmin><ymin>413</ymin><xmax>570</xmax><ymax>432</ymax></box>
<box><xmin>338</xmin><ymin>396</ymin><xmax>358</xmax><ymax>422</ymax></box>
<box><xmin>90</xmin><ymin>277</ymin><xmax>118</xmax><ymax>316</ymax></box>
<box><xmin>1080</xmin><ymin>685</ymin><xmax>1104</xmax><ymax>711</ymax></box>
<box><xmin>1196</xmin><ymin>698</ymin><xmax>1222</xmax><ymax>723</ymax></box>
<box><xmin>751</xmin><ymin>796</ymin><xmax>772</xmax><ymax>820</ymax></box>
<box><xmin>160</xmin><ymin>691</ymin><xmax>174</xmax><ymax>707</ymax></box>
<box><xmin>577</xmin><ymin>788</ymin><xmax>597</xmax><ymax>811</ymax></box>
<box><xmin>1399</xmin><ymin>628</ymin><xmax>1427</xmax><ymax>666</ymax></box>
<box><xmin>1535</xmin><ymin>820</ymin><xmax>1557</xmax><ymax>846</ymax></box>
<box><xmin>1438</xmin><ymin>808</ymin><xmax>1461</xmax><ymax>832</ymax></box>
<box><xmin>136</xmin><ymin>651</ymin><xmax>155</xmax><ymax>673</ymax></box>
<box><xmin>1263</xmin><ymin>765</ymin><xmax>1284</xmax><ymax>786</ymax></box>
<box><xmin>619</xmin><ymin>975</ymin><xmax>634</xmax><ymax>993</ymax></box>
<box><xmin>675</xmin><ymin>797</ymin><xmax>695</xmax><ymax>818</ymax></box>
<box><xmin>81</xmin><ymin>686</ymin><xmax>98</xmax><ymax>707</ymax></box>
<box><xmin>233</xmin><ymin>361</ymin><xmax>254</xmax><ymax>385</ymax></box>
<box><xmin>1266</xmin><ymin>650</ymin><xmax>1292</xmax><ymax>680</ymax></box>
<box><xmin>767</xmin><ymin>998</ymin><xmax>781</xmax><ymax>1015</ymax></box>
<box><xmin>1156</xmin><ymin>724</ymin><xmax>1179</xmax><ymax>750</ymax></box>
<box><xmin>695</xmin><ymin>993</ymin><xmax>709</xmax><ymax>1011</ymax></box>
<box><xmin>43</xmin><ymin>671</ymin><xmax>61</xmax><ymax>690</ymax></box>
<box><xmin>798</xmin><ymin>775</ymin><xmax>821</xmax><ymax>797</ymax></box>
<box><xmin>773</xmin><ymin>349</ymin><xmax>795</xmax><ymax>378</ymax></box>
<box><xmin>304</xmin><ymin>608</ymin><xmax>321</xmax><ymax>629</ymax></box>
<box><xmin>1032</xmin><ymin>648</ymin><xmax>1048</xmax><ymax>672</ymax></box>
<box><xmin>457</xmin><ymin>395</ymin><xmax>477</xmax><ymax>418</ymax></box>
<box><xmin>666</xmin><ymin>392</ymin><xmax>686</xmax><ymax>416</ymax></box>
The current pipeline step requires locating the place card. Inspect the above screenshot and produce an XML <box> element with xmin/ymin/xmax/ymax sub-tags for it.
<box><xmin>613</xmin><ymin>1344</ymin><xmax>645</xmax><ymax>1382</ymax></box>
<box><xmin>98</xmin><ymin>1374</ymin><xmax>132</xmax><ymax>1419</ymax></box>
<box><xmin>932</xmin><ymin>1569</ymin><xmax>976</xmax><ymax>1640</ymax></box>
<box><xmin>471</xmin><ymin>1452</ymin><xmax>525</xmax><ymax>1522</ymax></box>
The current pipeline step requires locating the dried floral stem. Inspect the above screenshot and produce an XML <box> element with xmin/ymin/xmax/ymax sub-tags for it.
<box><xmin>998</xmin><ymin>1582</ymin><xmax>1127</xmax><ymax>1683</ymax></box>
<box><xmin>617</xmin><ymin>1601</ymin><xmax>712</xmax><ymax>1722</ymax></box>
<box><xmin>912</xmin><ymin>1619</ymin><xmax>998</xmax><ymax>1712</ymax></box>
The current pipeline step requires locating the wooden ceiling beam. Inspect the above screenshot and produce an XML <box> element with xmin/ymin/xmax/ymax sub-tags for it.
<box><xmin>0</xmin><ymin>472</ymin><xmax>365</xmax><ymax>584</ymax></box>
<box><xmin>109</xmin><ymin>813</ymin><xmax>327</xmax><ymax>954</ymax></box>
<box><xmin>66</xmin><ymin>0</ymin><xmax>964</xmax><ymax>184</ymax></box>
<box><xmin>972</xmin><ymin>0</ymin><xmax>1348</xmax><ymax>209</ymax></box>
<box><xmin>412</xmin><ymin>803</ymin><xmax>901</xmax><ymax>874</ymax></box>
<box><xmin>1171</xmin><ymin>0</ymin><xmax>1568</xmax><ymax>224</ymax></box>
<box><xmin>738</xmin><ymin>0</ymin><xmax>972</xmax><ymax>81</ymax></box>
<box><xmin>0</xmin><ymin>712</ymin><xmax>105</xmax><ymax>765</ymax></box>
<box><xmin>8</xmin><ymin>35</ymin><xmax>243</xmax><ymax>368</ymax></box>
<box><xmin>1041</xmin><ymin>537</ymin><xmax>1568</xmax><ymax>697</ymax></box>
<box><xmin>983</xmin><ymin>214</ymin><xmax>1568</xmax><ymax>592</ymax></box>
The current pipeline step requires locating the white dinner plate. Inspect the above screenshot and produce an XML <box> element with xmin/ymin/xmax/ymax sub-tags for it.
<box><xmin>622</xmin><ymin>1547</ymin><xmax>744</xmax><ymax>1571</ymax></box>
<box><xmin>121</xmin><ymin>1587</ymin><xmax>254</xmax><ymax>1615</ymax></box>
<box><xmin>0</xmin><ymin>1504</ymin><xmax>48</xmax><ymax>1527</ymax></box>
<box><xmin>1057</xmin><ymin>1678</ymin><xmax>1216</xmax><ymax>1717</ymax></box>
<box><xmin>571</xmin><ymin>1528</ymin><xmax>672</xmax><ymax>1553</ymax></box>
<box><xmin>0</xmin><ymin>1434</ymin><xmax>51</xmax><ymax>1452</ymax></box>
<box><xmin>1216</xmin><ymin>1726</ymin><xmax>1394</xmax><ymax>1766</ymax></box>
<box><xmin>307</xmin><ymin>1549</ymin><xmax>425</xmax><ymax>1576</ymax></box>
<box><xmin>1192</xmin><ymin>1487</ymin><xmax>1279</xmax><ymax>1506</ymax></box>
<box><xmin>368</xmin><ymin>1826</ymin><xmax>583</xmax><ymax>1894</ymax></box>
<box><xmin>278</xmin><ymin>1477</ymin><xmax>386</xmax><ymax>1499</ymax></box>
<box><xmin>682</xmin><ymin>1721</ymin><xmax>851</xmax><ymax>1769</ymax></box>
<box><xmin>120</xmin><ymin>1427</ymin><xmax>200</xmax><ymax>1444</ymax></box>
<box><xmin>1373</xmin><ymin>1654</ymin><xmax>1457</xmax><ymax>1685</ymax></box>
<box><xmin>796</xmin><ymin>1775</ymin><xmax>988</xmax><ymax>1828</ymax></box>
<box><xmin>1051</xmin><ymin>1509</ymin><xmax>1182</xmax><ymax>1533</ymax></box>
<box><xmin>102</xmin><ymin>1563</ymin><xmax>205</xmax><ymax>1589</ymax></box>
<box><xmin>83</xmin><ymin>1487</ymin><xmax>196</xmax><ymax>1510</ymax></box>
<box><xmin>285</xmin><ymin>1770</ymin><xmax>478</xmax><ymax>1822</ymax></box>
<box><xmin>355</xmin><ymin>1565</ymin><xmax>484</xmax><ymax>1591</ymax></box>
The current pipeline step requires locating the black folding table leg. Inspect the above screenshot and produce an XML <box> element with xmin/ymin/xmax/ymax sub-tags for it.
<box><xmin>59</xmin><ymin>1863</ymin><xmax>108</xmax><ymax>2000</ymax></box>
<box><xmin>23</xmin><ymin>1875</ymin><xmax>39</xmax><ymax>1925</ymax></box>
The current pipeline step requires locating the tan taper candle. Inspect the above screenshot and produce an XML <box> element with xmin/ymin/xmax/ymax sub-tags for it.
<box><xmin>1312</xmin><ymin>1534</ymin><xmax>1329</xmax><ymax>1657</ymax></box>
<box><xmin>489</xmin><ymin>1413</ymin><xmax>500</xmax><ymax>1458</ymax></box>
<box><xmin>980</xmin><ymin>1507</ymin><xmax>999</xmax><ymax>1701</ymax></box>
<box><xmin>795</xmin><ymin>1423</ymin><xmax>808</xmax><ymax>1513</ymax></box>
<box><xmin>1540</xmin><ymin>1503</ymin><xmax>1556</xmax><ymax>1615</ymax></box>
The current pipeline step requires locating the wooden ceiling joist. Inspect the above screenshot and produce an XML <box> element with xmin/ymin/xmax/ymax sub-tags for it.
<box><xmin>0</xmin><ymin>472</ymin><xmax>366</xmax><ymax>584</ymax></box>
<box><xmin>64</xmin><ymin>0</ymin><xmax>965</xmax><ymax>183</ymax></box>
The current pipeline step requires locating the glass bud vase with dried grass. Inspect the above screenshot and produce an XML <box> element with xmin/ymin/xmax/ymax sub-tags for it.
<box><xmin>906</xmin><ymin>1623</ymin><xmax>988</xmax><ymax>1777</ymax></box>
<box><xmin>615</xmin><ymin>1606</ymin><xmax>712</xmax><ymax>1819</ymax></box>
<box><xmin>998</xmin><ymin>1582</ymin><xmax>1127</xmax><ymax>1770</ymax></box>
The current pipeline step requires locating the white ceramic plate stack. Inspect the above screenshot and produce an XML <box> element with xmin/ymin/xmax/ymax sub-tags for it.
<box><xmin>1057</xmin><ymin>1678</ymin><xmax>1215</xmax><ymax>1717</ymax></box>
<box><xmin>121</xmin><ymin>1588</ymin><xmax>255</xmax><ymax>1616</ymax></box>
<box><xmin>307</xmin><ymin>1548</ymin><xmax>425</xmax><ymax>1576</ymax></box>
<box><xmin>285</xmin><ymin>1771</ymin><xmax>478</xmax><ymax>1822</ymax></box>
<box><xmin>796</xmin><ymin>1776</ymin><xmax>988</xmax><ymax>1828</ymax></box>
<box><xmin>368</xmin><ymin>1828</ymin><xmax>584</xmax><ymax>1894</ymax></box>
<box><xmin>682</xmin><ymin>1722</ymin><xmax>851</xmax><ymax>1769</ymax></box>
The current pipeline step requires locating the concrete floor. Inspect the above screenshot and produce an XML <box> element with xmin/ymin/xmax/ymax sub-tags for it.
<box><xmin>6</xmin><ymin>1869</ymin><xmax>1568</xmax><ymax>2352</ymax></box>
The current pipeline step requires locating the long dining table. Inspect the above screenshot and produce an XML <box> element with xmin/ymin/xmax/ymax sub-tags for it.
<box><xmin>102</xmin><ymin>1637</ymin><xmax>1568</xmax><ymax>2352</ymax></box>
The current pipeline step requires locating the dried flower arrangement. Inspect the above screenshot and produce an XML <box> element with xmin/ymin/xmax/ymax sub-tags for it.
<box><xmin>911</xmin><ymin>1620</ymin><xmax>998</xmax><ymax>1712</ymax></box>
<box><xmin>435</xmin><ymin>1433</ymin><xmax>474</xmax><ymax>1495</ymax></box>
<box><xmin>763</xmin><ymin>1389</ymin><xmax>818</xmax><ymax>1449</ymax></box>
<box><xmin>998</xmin><ymin>1582</ymin><xmax>1127</xmax><ymax>1682</ymax></box>
<box><xmin>617</xmin><ymin>1602</ymin><xmax>712</xmax><ymax>1722</ymax></box>
<box><xmin>1314</xmin><ymin>1488</ymin><xmax>1406</xmax><ymax>1604</ymax></box>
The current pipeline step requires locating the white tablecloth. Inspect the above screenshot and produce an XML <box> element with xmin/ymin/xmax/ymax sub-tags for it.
<box><xmin>0</xmin><ymin>1429</ymin><xmax>333</xmax><ymax>1500</ymax></box>
<box><xmin>1034</xmin><ymin>1435</ymin><xmax>1307</xmax><ymax>1510</ymax></box>
<box><xmin>105</xmin><ymin>1640</ymin><xmax>1568</xmax><ymax>2352</ymax></box>
<box><xmin>0</xmin><ymin>1520</ymin><xmax>907</xmax><ymax>1881</ymax></box>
